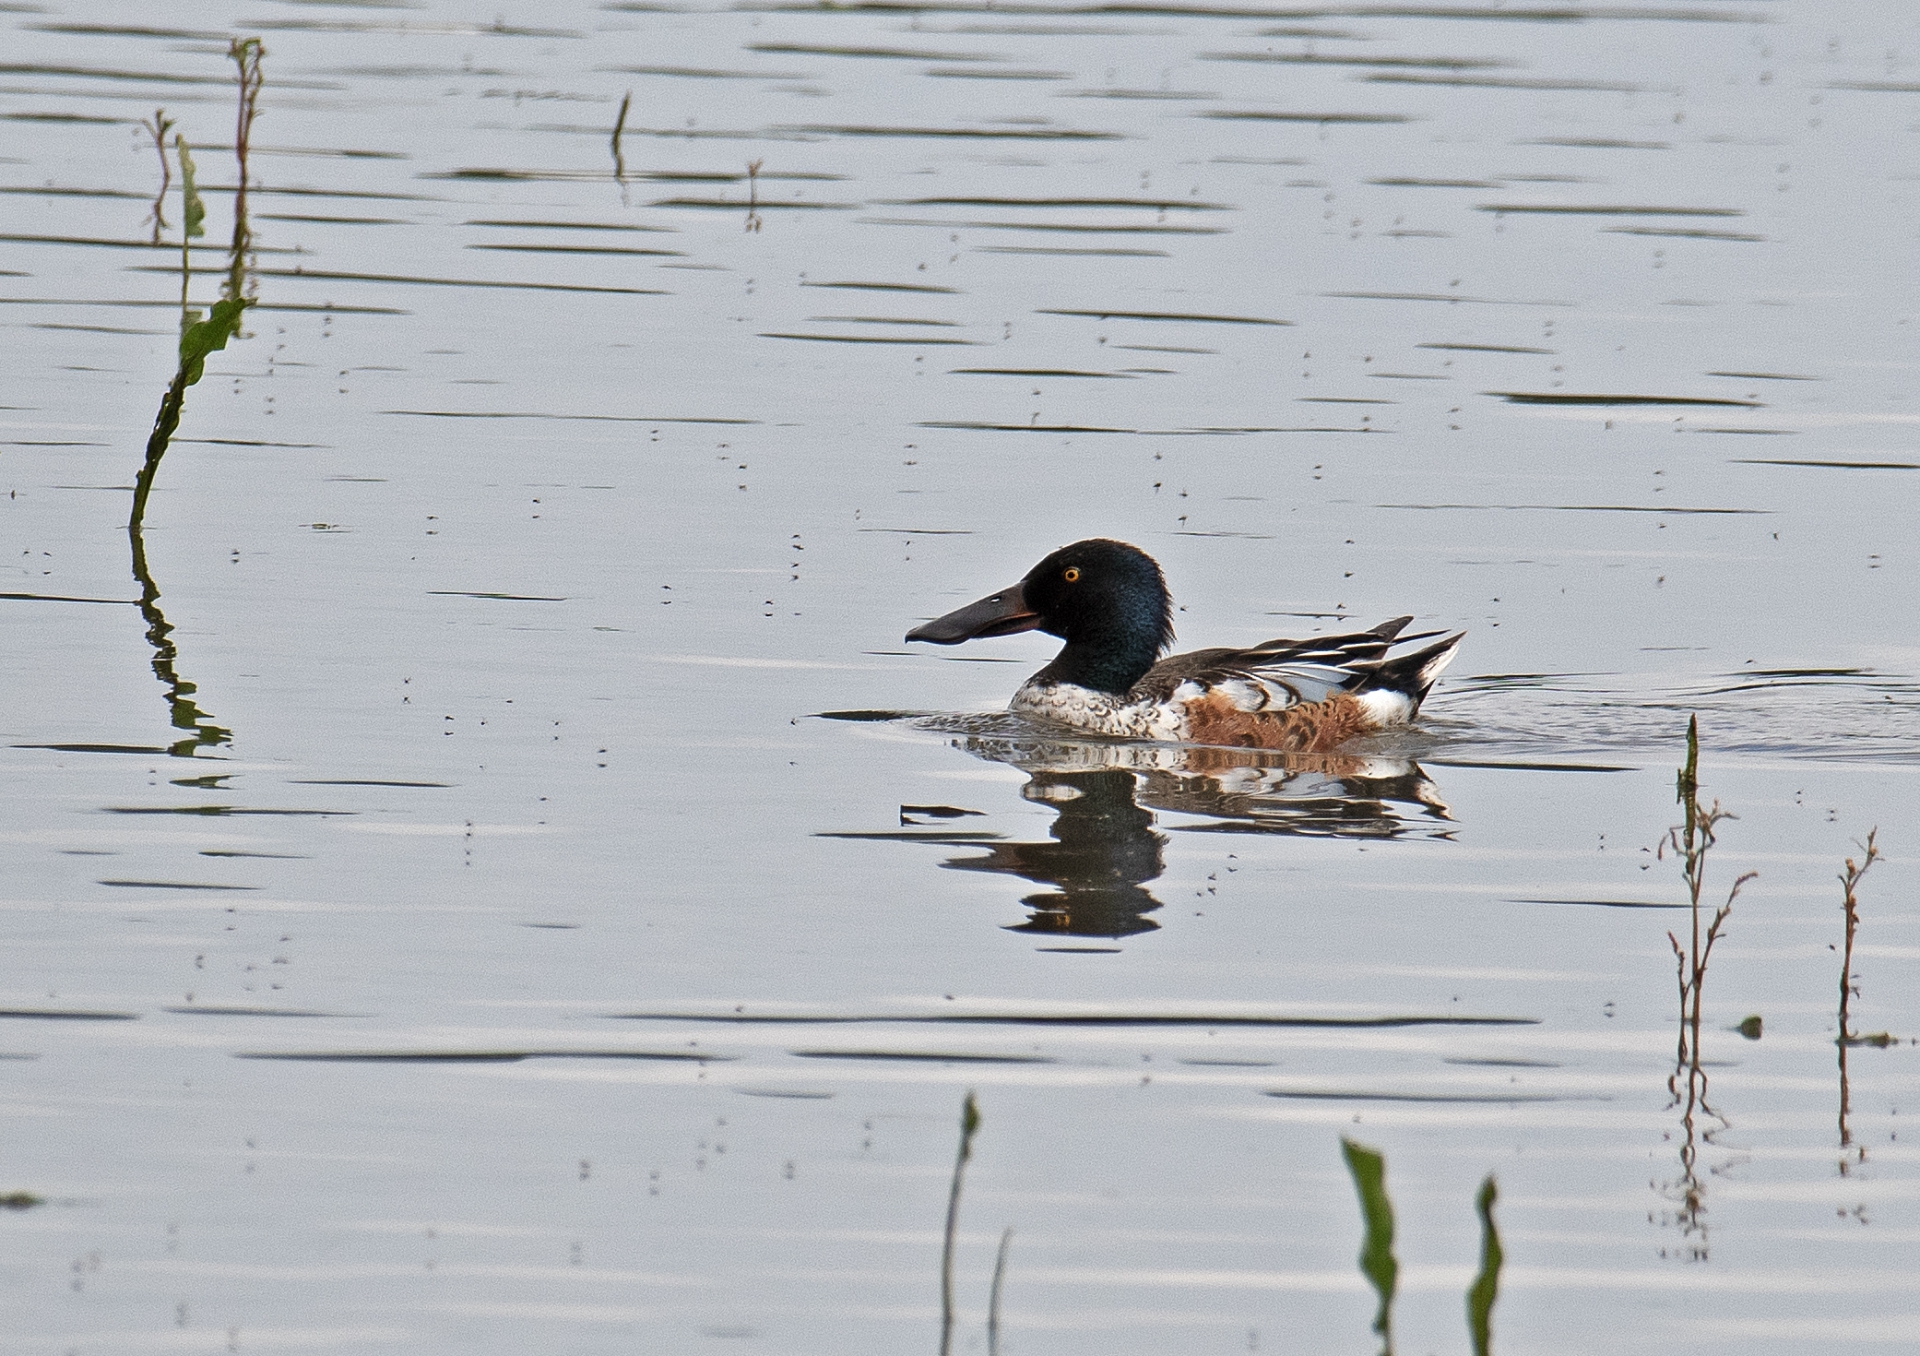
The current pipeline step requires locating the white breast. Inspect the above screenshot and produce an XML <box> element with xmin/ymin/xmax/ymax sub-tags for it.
<box><xmin>1011</xmin><ymin>682</ymin><xmax>1188</xmax><ymax>742</ymax></box>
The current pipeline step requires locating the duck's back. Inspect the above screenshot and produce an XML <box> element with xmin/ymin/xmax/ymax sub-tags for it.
<box><xmin>1013</xmin><ymin>619</ymin><xmax>1462</xmax><ymax>753</ymax></box>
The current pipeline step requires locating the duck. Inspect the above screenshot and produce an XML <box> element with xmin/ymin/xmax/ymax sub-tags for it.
<box><xmin>905</xmin><ymin>538</ymin><xmax>1463</xmax><ymax>753</ymax></box>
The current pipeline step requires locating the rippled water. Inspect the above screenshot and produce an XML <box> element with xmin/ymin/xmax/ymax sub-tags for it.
<box><xmin>3</xmin><ymin>1</ymin><xmax>1918</xmax><ymax>1351</ymax></box>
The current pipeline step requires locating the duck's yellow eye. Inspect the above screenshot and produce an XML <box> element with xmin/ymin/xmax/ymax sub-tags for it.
<box><xmin>1063</xmin><ymin>566</ymin><xmax>1081</xmax><ymax>583</ymax></box>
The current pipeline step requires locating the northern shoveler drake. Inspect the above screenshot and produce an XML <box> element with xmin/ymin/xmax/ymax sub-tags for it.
<box><xmin>906</xmin><ymin>538</ymin><xmax>1463</xmax><ymax>754</ymax></box>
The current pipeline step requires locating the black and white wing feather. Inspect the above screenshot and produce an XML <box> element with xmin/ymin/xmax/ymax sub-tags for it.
<box><xmin>1135</xmin><ymin>617</ymin><xmax>1461</xmax><ymax>718</ymax></box>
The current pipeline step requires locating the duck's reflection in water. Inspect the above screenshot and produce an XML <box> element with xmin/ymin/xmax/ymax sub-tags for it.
<box><xmin>845</xmin><ymin>730</ymin><xmax>1452</xmax><ymax>941</ymax></box>
<box><xmin>945</xmin><ymin>766</ymin><xmax>1167</xmax><ymax>938</ymax></box>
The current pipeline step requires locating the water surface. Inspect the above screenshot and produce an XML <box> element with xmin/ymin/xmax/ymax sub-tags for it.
<box><xmin>3</xmin><ymin>1</ymin><xmax>1917</xmax><ymax>1351</ymax></box>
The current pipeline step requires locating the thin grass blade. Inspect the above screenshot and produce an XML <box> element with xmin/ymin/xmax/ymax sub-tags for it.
<box><xmin>940</xmin><ymin>1092</ymin><xmax>982</xmax><ymax>1356</ymax></box>
<box><xmin>177</xmin><ymin>136</ymin><xmax>205</xmax><ymax>240</ymax></box>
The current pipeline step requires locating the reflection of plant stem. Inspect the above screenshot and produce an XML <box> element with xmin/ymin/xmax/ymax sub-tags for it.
<box><xmin>1837</xmin><ymin>1027</ymin><xmax>1853</xmax><ymax>1167</ymax></box>
<box><xmin>127</xmin><ymin>521</ymin><xmax>232</xmax><ymax>756</ymax></box>
<box><xmin>745</xmin><ymin>158</ymin><xmax>764</xmax><ymax>233</ymax></box>
<box><xmin>1664</xmin><ymin>1055</ymin><xmax>1713</xmax><ymax>1261</ymax></box>
<box><xmin>1837</xmin><ymin>829</ymin><xmax>1882</xmax><ymax>1160</ymax></box>
<box><xmin>139</xmin><ymin>108</ymin><xmax>175</xmax><ymax>244</ymax></box>
<box><xmin>940</xmin><ymin>1092</ymin><xmax>981</xmax><ymax>1356</ymax></box>
<box><xmin>1656</xmin><ymin>717</ymin><xmax>1754</xmax><ymax>1259</ymax></box>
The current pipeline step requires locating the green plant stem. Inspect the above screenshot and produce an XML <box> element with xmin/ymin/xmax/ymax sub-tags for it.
<box><xmin>228</xmin><ymin>38</ymin><xmax>263</xmax><ymax>302</ymax></box>
<box><xmin>987</xmin><ymin>1226</ymin><xmax>1011</xmax><ymax>1356</ymax></box>
<box><xmin>1836</xmin><ymin>829</ymin><xmax>1882</xmax><ymax>1152</ymax></box>
<box><xmin>1340</xmin><ymin>1136</ymin><xmax>1398</xmax><ymax>1356</ymax></box>
<box><xmin>940</xmin><ymin>1092</ymin><xmax>981</xmax><ymax>1356</ymax></box>
<box><xmin>141</xmin><ymin>108</ymin><xmax>174</xmax><ymax>243</ymax></box>
<box><xmin>1467</xmin><ymin>1175</ymin><xmax>1502</xmax><ymax>1356</ymax></box>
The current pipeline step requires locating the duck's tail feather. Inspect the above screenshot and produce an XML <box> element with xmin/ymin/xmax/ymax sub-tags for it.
<box><xmin>1242</xmin><ymin>616</ymin><xmax>1445</xmax><ymax>669</ymax></box>
<box><xmin>1353</xmin><ymin>631</ymin><xmax>1465</xmax><ymax>715</ymax></box>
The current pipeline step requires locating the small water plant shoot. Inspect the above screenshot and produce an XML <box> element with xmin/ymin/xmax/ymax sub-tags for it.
<box><xmin>1655</xmin><ymin>717</ymin><xmax>1755</xmax><ymax>1259</ymax></box>
<box><xmin>1341</xmin><ymin>1136</ymin><xmax>1398</xmax><ymax>1355</ymax></box>
<box><xmin>611</xmin><ymin>89</ymin><xmax>632</xmax><ymax>200</ymax></box>
<box><xmin>137</xmin><ymin>108</ymin><xmax>175</xmax><ymax>244</ymax></box>
<box><xmin>1661</xmin><ymin>716</ymin><xmax>1756</xmax><ymax>1086</ymax></box>
<box><xmin>1339</xmin><ymin>1137</ymin><xmax>1502</xmax><ymax>1356</ymax></box>
<box><xmin>1468</xmin><ymin>1175</ymin><xmax>1503</xmax><ymax>1356</ymax></box>
<box><xmin>940</xmin><ymin>1091</ymin><xmax>981</xmax><ymax>1356</ymax></box>
<box><xmin>133</xmin><ymin>37</ymin><xmax>265</xmax><ymax>531</ymax></box>
<box><xmin>1837</xmin><ymin>829</ymin><xmax>1885</xmax><ymax>1051</ymax></box>
<box><xmin>1836</xmin><ymin>829</ymin><xmax>1889</xmax><ymax>1164</ymax></box>
<box><xmin>126</xmin><ymin>37</ymin><xmax>265</xmax><ymax>756</ymax></box>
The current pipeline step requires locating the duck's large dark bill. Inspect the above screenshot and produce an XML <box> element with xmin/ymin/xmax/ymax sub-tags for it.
<box><xmin>906</xmin><ymin>583</ymin><xmax>1042</xmax><ymax>644</ymax></box>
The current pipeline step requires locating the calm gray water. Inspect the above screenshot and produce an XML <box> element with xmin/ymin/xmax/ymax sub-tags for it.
<box><xmin>3</xmin><ymin>0</ymin><xmax>1918</xmax><ymax>1351</ymax></box>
